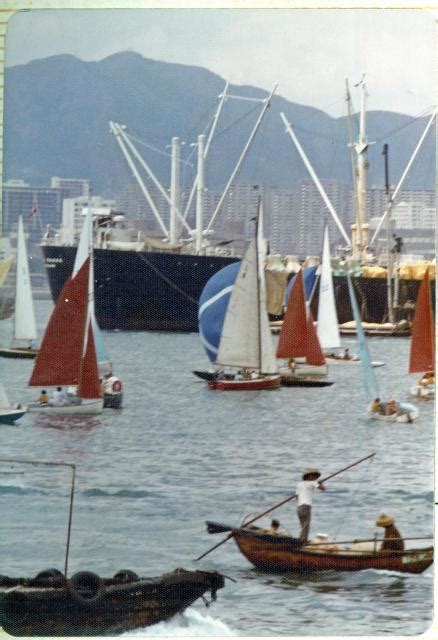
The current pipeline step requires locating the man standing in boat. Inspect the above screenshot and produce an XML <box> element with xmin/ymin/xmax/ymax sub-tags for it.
<box><xmin>296</xmin><ymin>468</ymin><xmax>325</xmax><ymax>543</ymax></box>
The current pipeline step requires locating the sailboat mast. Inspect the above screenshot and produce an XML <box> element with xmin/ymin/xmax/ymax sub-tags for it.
<box><xmin>382</xmin><ymin>144</ymin><xmax>394</xmax><ymax>324</ymax></box>
<box><xmin>255</xmin><ymin>199</ymin><xmax>262</xmax><ymax>374</ymax></box>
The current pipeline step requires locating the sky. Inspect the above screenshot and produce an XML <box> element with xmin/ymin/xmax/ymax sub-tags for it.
<box><xmin>4</xmin><ymin>7</ymin><xmax>437</xmax><ymax>117</ymax></box>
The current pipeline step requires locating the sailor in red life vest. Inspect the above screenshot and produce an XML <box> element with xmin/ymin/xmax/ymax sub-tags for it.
<box><xmin>296</xmin><ymin>468</ymin><xmax>325</xmax><ymax>543</ymax></box>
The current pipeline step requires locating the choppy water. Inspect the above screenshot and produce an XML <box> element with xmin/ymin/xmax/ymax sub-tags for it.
<box><xmin>0</xmin><ymin>300</ymin><xmax>434</xmax><ymax>636</ymax></box>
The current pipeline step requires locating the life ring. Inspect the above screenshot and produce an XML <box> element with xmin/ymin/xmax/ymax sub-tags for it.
<box><xmin>112</xmin><ymin>380</ymin><xmax>122</xmax><ymax>393</ymax></box>
<box><xmin>68</xmin><ymin>571</ymin><xmax>105</xmax><ymax>606</ymax></box>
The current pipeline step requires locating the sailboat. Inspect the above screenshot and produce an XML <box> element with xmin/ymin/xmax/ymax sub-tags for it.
<box><xmin>0</xmin><ymin>382</ymin><xmax>26</xmax><ymax>424</ymax></box>
<box><xmin>316</xmin><ymin>226</ymin><xmax>384</xmax><ymax>368</ymax></box>
<box><xmin>408</xmin><ymin>270</ymin><xmax>435</xmax><ymax>399</ymax></box>
<box><xmin>203</xmin><ymin>204</ymin><xmax>280</xmax><ymax>391</ymax></box>
<box><xmin>0</xmin><ymin>216</ymin><xmax>38</xmax><ymax>358</ymax></box>
<box><xmin>346</xmin><ymin>273</ymin><xmax>418</xmax><ymax>422</ymax></box>
<box><xmin>27</xmin><ymin>252</ymin><xmax>103</xmax><ymax>415</ymax></box>
<box><xmin>68</xmin><ymin>210</ymin><xmax>123</xmax><ymax>409</ymax></box>
<box><xmin>277</xmin><ymin>269</ymin><xmax>333</xmax><ymax>387</ymax></box>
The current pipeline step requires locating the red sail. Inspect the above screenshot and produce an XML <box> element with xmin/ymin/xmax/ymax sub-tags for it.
<box><xmin>78</xmin><ymin>320</ymin><xmax>101</xmax><ymax>399</ymax></box>
<box><xmin>276</xmin><ymin>270</ymin><xmax>308</xmax><ymax>359</ymax></box>
<box><xmin>409</xmin><ymin>271</ymin><xmax>435</xmax><ymax>373</ymax></box>
<box><xmin>29</xmin><ymin>260</ymin><xmax>90</xmax><ymax>387</ymax></box>
<box><xmin>305</xmin><ymin>309</ymin><xmax>326</xmax><ymax>366</ymax></box>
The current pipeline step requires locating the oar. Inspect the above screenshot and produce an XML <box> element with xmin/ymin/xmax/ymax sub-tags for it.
<box><xmin>195</xmin><ymin>452</ymin><xmax>376</xmax><ymax>562</ymax></box>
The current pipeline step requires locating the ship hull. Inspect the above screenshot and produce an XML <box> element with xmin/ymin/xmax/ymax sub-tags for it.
<box><xmin>42</xmin><ymin>245</ymin><xmax>430</xmax><ymax>331</ymax></box>
<box><xmin>42</xmin><ymin>245</ymin><xmax>238</xmax><ymax>331</ymax></box>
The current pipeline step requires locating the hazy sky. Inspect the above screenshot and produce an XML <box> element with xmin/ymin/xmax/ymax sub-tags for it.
<box><xmin>5</xmin><ymin>7</ymin><xmax>436</xmax><ymax>117</ymax></box>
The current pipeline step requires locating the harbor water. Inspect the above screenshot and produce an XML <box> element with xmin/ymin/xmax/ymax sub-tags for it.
<box><xmin>0</xmin><ymin>300</ymin><xmax>434</xmax><ymax>636</ymax></box>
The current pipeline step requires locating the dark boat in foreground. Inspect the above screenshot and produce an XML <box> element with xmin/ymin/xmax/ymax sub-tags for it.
<box><xmin>206</xmin><ymin>523</ymin><xmax>433</xmax><ymax>575</ymax></box>
<box><xmin>0</xmin><ymin>347</ymin><xmax>38</xmax><ymax>359</ymax></box>
<box><xmin>0</xmin><ymin>567</ymin><xmax>224</xmax><ymax>636</ymax></box>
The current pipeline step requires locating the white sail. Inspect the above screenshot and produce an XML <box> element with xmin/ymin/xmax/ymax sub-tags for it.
<box><xmin>14</xmin><ymin>216</ymin><xmax>37</xmax><ymax>342</ymax></box>
<box><xmin>216</xmin><ymin>215</ymin><xmax>277</xmax><ymax>374</ymax></box>
<box><xmin>0</xmin><ymin>383</ymin><xmax>11</xmax><ymax>408</ymax></box>
<box><xmin>317</xmin><ymin>226</ymin><xmax>341</xmax><ymax>350</ymax></box>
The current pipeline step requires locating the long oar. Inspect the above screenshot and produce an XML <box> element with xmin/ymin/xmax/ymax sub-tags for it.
<box><xmin>195</xmin><ymin>452</ymin><xmax>376</xmax><ymax>562</ymax></box>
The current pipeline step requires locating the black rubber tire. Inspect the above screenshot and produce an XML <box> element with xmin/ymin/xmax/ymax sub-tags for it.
<box><xmin>34</xmin><ymin>568</ymin><xmax>66</xmax><ymax>587</ymax></box>
<box><xmin>112</xmin><ymin>569</ymin><xmax>139</xmax><ymax>583</ymax></box>
<box><xmin>68</xmin><ymin>571</ymin><xmax>105</xmax><ymax>606</ymax></box>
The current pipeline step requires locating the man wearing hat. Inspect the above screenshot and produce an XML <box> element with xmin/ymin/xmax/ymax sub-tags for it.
<box><xmin>296</xmin><ymin>468</ymin><xmax>325</xmax><ymax>543</ymax></box>
<box><xmin>375</xmin><ymin>514</ymin><xmax>404</xmax><ymax>551</ymax></box>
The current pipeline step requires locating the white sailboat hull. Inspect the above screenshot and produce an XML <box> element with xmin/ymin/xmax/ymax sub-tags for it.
<box><xmin>0</xmin><ymin>407</ymin><xmax>27</xmax><ymax>424</ymax></box>
<box><xmin>410</xmin><ymin>385</ymin><xmax>434</xmax><ymax>399</ymax></box>
<box><xmin>324</xmin><ymin>355</ymin><xmax>385</xmax><ymax>368</ymax></box>
<box><xmin>28</xmin><ymin>398</ymin><xmax>104</xmax><ymax>415</ymax></box>
<box><xmin>280</xmin><ymin>363</ymin><xmax>328</xmax><ymax>377</ymax></box>
<box><xmin>368</xmin><ymin>401</ymin><xmax>419</xmax><ymax>423</ymax></box>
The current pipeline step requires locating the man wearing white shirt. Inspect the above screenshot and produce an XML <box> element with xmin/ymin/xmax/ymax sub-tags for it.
<box><xmin>296</xmin><ymin>468</ymin><xmax>325</xmax><ymax>543</ymax></box>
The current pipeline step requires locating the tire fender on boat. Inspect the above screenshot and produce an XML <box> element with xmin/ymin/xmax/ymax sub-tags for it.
<box><xmin>68</xmin><ymin>571</ymin><xmax>105</xmax><ymax>606</ymax></box>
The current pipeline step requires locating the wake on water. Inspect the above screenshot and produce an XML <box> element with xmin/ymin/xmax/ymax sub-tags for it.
<box><xmin>121</xmin><ymin>608</ymin><xmax>236</xmax><ymax>637</ymax></box>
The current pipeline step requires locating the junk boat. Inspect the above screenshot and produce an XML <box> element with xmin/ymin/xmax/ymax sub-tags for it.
<box><xmin>0</xmin><ymin>567</ymin><xmax>224</xmax><ymax>636</ymax></box>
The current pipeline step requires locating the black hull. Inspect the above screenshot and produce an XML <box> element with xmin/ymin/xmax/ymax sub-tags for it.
<box><xmin>0</xmin><ymin>348</ymin><xmax>38</xmax><ymax>359</ymax></box>
<box><xmin>42</xmin><ymin>245</ymin><xmax>431</xmax><ymax>331</ymax></box>
<box><xmin>280</xmin><ymin>377</ymin><xmax>334</xmax><ymax>387</ymax></box>
<box><xmin>42</xmin><ymin>245</ymin><xmax>238</xmax><ymax>331</ymax></box>
<box><xmin>103</xmin><ymin>392</ymin><xmax>123</xmax><ymax>409</ymax></box>
<box><xmin>0</xmin><ymin>568</ymin><xmax>224</xmax><ymax>636</ymax></box>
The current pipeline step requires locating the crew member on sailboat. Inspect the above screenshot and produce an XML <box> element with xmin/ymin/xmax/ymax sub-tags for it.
<box><xmin>296</xmin><ymin>468</ymin><xmax>325</xmax><ymax>542</ymax></box>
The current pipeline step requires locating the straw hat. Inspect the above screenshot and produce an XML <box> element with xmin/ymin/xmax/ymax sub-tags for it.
<box><xmin>303</xmin><ymin>468</ymin><xmax>321</xmax><ymax>480</ymax></box>
<box><xmin>375</xmin><ymin>513</ymin><xmax>394</xmax><ymax>527</ymax></box>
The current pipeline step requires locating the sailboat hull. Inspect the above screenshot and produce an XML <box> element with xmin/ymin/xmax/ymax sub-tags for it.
<box><xmin>368</xmin><ymin>401</ymin><xmax>419</xmax><ymax>423</ymax></box>
<box><xmin>0</xmin><ymin>347</ymin><xmax>38</xmax><ymax>359</ymax></box>
<box><xmin>410</xmin><ymin>385</ymin><xmax>434</xmax><ymax>399</ymax></box>
<box><xmin>27</xmin><ymin>398</ymin><xmax>104</xmax><ymax>415</ymax></box>
<box><xmin>0</xmin><ymin>408</ymin><xmax>26</xmax><ymax>424</ymax></box>
<box><xmin>280</xmin><ymin>376</ymin><xmax>334</xmax><ymax>387</ymax></box>
<box><xmin>208</xmin><ymin>375</ymin><xmax>281</xmax><ymax>391</ymax></box>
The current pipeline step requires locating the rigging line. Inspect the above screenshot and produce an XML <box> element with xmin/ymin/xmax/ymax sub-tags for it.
<box><xmin>291</xmin><ymin>122</ymin><xmax>349</xmax><ymax>146</ymax></box>
<box><xmin>373</xmin><ymin>109</ymin><xmax>436</xmax><ymax>144</ymax></box>
<box><xmin>213</xmin><ymin>103</ymin><xmax>262</xmax><ymax>141</ymax></box>
<box><xmin>137</xmin><ymin>253</ymin><xmax>199</xmax><ymax>304</ymax></box>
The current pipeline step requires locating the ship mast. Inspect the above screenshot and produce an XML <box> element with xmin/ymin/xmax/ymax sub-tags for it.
<box><xmin>352</xmin><ymin>76</ymin><xmax>372</xmax><ymax>261</ymax></box>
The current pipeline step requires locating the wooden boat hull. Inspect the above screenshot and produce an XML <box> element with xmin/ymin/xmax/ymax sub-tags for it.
<box><xmin>368</xmin><ymin>401</ymin><xmax>419</xmax><ymax>423</ymax></box>
<box><xmin>27</xmin><ymin>398</ymin><xmax>104</xmax><ymax>415</ymax></box>
<box><xmin>208</xmin><ymin>375</ymin><xmax>281</xmax><ymax>391</ymax></box>
<box><xmin>0</xmin><ymin>408</ymin><xmax>26</xmax><ymax>424</ymax></box>
<box><xmin>0</xmin><ymin>568</ymin><xmax>224</xmax><ymax>636</ymax></box>
<box><xmin>232</xmin><ymin>528</ymin><xmax>433</xmax><ymax>574</ymax></box>
<box><xmin>0</xmin><ymin>347</ymin><xmax>38</xmax><ymax>359</ymax></box>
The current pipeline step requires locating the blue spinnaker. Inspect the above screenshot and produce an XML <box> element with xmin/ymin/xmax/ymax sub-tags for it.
<box><xmin>285</xmin><ymin>265</ymin><xmax>318</xmax><ymax>305</ymax></box>
<box><xmin>346</xmin><ymin>273</ymin><xmax>380</xmax><ymax>401</ymax></box>
<box><xmin>198</xmin><ymin>262</ymin><xmax>240</xmax><ymax>363</ymax></box>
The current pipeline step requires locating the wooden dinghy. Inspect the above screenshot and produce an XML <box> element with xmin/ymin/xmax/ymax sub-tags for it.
<box><xmin>0</xmin><ymin>567</ymin><xmax>224</xmax><ymax>636</ymax></box>
<box><xmin>209</xmin><ymin>524</ymin><xmax>432</xmax><ymax>575</ymax></box>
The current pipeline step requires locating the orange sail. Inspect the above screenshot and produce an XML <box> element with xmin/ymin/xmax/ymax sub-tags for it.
<box><xmin>78</xmin><ymin>320</ymin><xmax>101</xmax><ymax>399</ymax></box>
<box><xmin>276</xmin><ymin>270</ymin><xmax>307</xmax><ymax>359</ymax></box>
<box><xmin>29</xmin><ymin>260</ymin><xmax>90</xmax><ymax>387</ymax></box>
<box><xmin>409</xmin><ymin>271</ymin><xmax>435</xmax><ymax>374</ymax></box>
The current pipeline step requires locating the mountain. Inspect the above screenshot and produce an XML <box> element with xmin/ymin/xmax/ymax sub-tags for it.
<box><xmin>4</xmin><ymin>52</ymin><xmax>435</xmax><ymax>197</ymax></box>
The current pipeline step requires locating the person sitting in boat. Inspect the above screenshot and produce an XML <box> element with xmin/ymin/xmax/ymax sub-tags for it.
<box><xmin>287</xmin><ymin>358</ymin><xmax>296</xmax><ymax>372</ymax></box>
<box><xmin>386</xmin><ymin>399</ymin><xmax>398</xmax><ymax>416</ymax></box>
<box><xmin>38</xmin><ymin>389</ymin><xmax>49</xmax><ymax>404</ymax></box>
<box><xmin>371</xmin><ymin>398</ymin><xmax>385</xmax><ymax>415</ymax></box>
<box><xmin>342</xmin><ymin>348</ymin><xmax>351</xmax><ymax>360</ymax></box>
<box><xmin>51</xmin><ymin>386</ymin><xmax>66</xmax><ymax>406</ymax></box>
<box><xmin>419</xmin><ymin>371</ymin><xmax>434</xmax><ymax>387</ymax></box>
<box><xmin>296</xmin><ymin>468</ymin><xmax>325</xmax><ymax>543</ymax></box>
<box><xmin>269</xmin><ymin>519</ymin><xmax>288</xmax><ymax>536</ymax></box>
<box><xmin>375</xmin><ymin>513</ymin><xmax>404</xmax><ymax>552</ymax></box>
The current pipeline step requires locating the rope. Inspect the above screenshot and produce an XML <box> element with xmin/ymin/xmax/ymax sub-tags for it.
<box><xmin>137</xmin><ymin>252</ymin><xmax>199</xmax><ymax>304</ymax></box>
